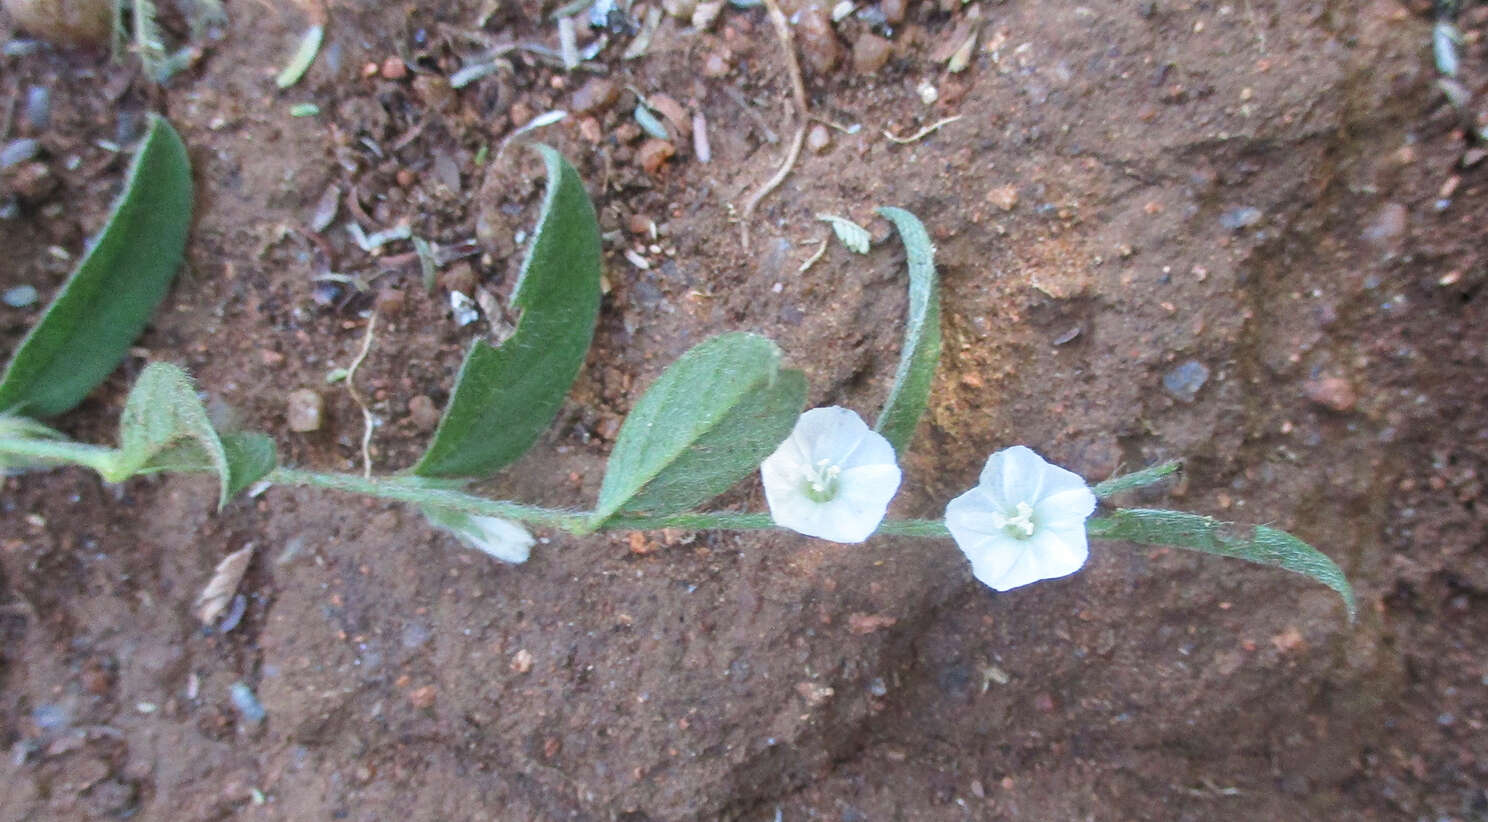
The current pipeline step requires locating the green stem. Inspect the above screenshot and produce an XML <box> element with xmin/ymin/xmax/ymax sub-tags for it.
<box><xmin>0</xmin><ymin>433</ymin><xmax>954</xmax><ymax>539</ymax></box>
<box><xmin>0</xmin><ymin>435</ymin><xmax>121</xmax><ymax>476</ymax></box>
<box><xmin>267</xmin><ymin>467</ymin><xmax>590</xmax><ymax>531</ymax></box>
<box><xmin>268</xmin><ymin>467</ymin><xmax>952</xmax><ymax>538</ymax></box>
<box><xmin>603</xmin><ymin>511</ymin><xmax>951</xmax><ymax>538</ymax></box>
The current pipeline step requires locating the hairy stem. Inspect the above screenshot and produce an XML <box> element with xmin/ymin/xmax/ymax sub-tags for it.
<box><xmin>0</xmin><ymin>435</ymin><xmax>121</xmax><ymax>477</ymax></box>
<box><xmin>267</xmin><ymin>467</ymin><xmax>589</xmax><ymax>530</ymax></box>
<box><xmin>270</xmin><ymin>467</ymin><xmax>953</xmax><ymax>537</ymax></box>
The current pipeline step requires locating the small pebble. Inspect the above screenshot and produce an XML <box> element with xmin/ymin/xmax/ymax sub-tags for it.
<box><xmin>986</xmin><ymin>184</ymin><xmax>1019</xmax><ymax>211</ymax></box>
<box><xmin>1362</xmin><ymin>202</ymin><xmax>1407</xmax><ymax>248</ymax></box>
<box><xmin>228</xmin><ymin>682</ymin><xmax>266</xmax><ymax>725</ymax></box>
<box><xmin>0</xmin><ymin>138</ymin><xmax>40</xmax><ymax>169</ymax></box>
<box><xmin>881</xmin><ymin>0</ymin><xmax>907</xmax><ymax>24</ymax></box>
<box><xmin>3</xmin><ymin>0</ymin><xmax>112</xmax><ymax>46</ymax></box>
<box><xmin>507</xmin><ymin>102</ymin><xmax>534</xmax><ymax>129</ymax></box>
<box><xmin>3</xmin><ymin>284</ymin><xmax>38</xmax><ymax>307</ymax></box>
<box><xmin>379</xmin><ymin>56</ymin><xmax>407</xmax><ymax>80</ymax></box>
<box><xmin>408</xmin><ymin>395</ymin><xmax>441</xmax><ymax>431</ymax></box>
<box><xmin>450</xmin><ymin>291</ymin><xmax>480</xmax><ymax>326</ymax></box>
<box><xmin>407</xmin><ymin>685</ymin><xmax>436</xmax><ymax>709</ymax></box>
<box><xmin>1052</xmin><ymin>326</ymin><xmax>1081</xmax><ymax>345</ymax></box>
<box><xmin>626</xmin><ymin>213</ymin><xmax>654</xmax><ymax>235</ymax></box>
<box><xmin>32</xmin><ymin>703</ymin><xmax>68</xmax><ymax>731</ymax></box>
<box><xmin>1463</xmin><ymin>148</ymin><xmax>1487</xmax><ymax>168</ymax></box>
<box><xmin>570</xmin><ymin>77</ymin><xmax>618</xmax><ymax>114</ymax></box>
<box><xmin>636</xmin><ymin>139</ymin><xmax>675</xmax><ymax>174</ymax></box>
<box><xmin>1219</xmin><ymin>206</ymin><xmax>1263</xmax><ymax>230</ymax></box>
<box><xmin>1162</xmin><ymin>359</ymin><xmax>1210</xmax><ymax>403</ymax></box>
<box><xmin>440</xmin><ymin>261</ymin><xmax>477</xmax><ymax>295</ymax></box>
<box><xmin>647</xmin><ymin>93</ymin><xmax>691</xmax><ymax>139</ymax></box>
<box><xmin>373</xmin><ymin>287</ymin><xmax>405</xmax><ymax>316</ymax></box>
<box><xmin>5</xmin><ymin>161</ymin><xmax>54</xmax><ymax>200</ymax></box>
<box><xmin>1303</xmin><ymin>376</ymin><xmax>1356</xmax><ymax>413</ymax></box>
<box><xmin>852</xmin><ymin>33</ymin><xmax>893</xmax><ymax>74</ymax></box>
<box><xmin>806</xmin><ymin>124</ymin><xmax>831</xmax><ymax>153</ymax></box>
<box><xmin>23</xmin><ymin>85</ymin><xmax>49</xmax><ymax>130</ymax></box>
<box><xmin>796</xmin><ymin>6</ymin><xmax>842</xmax><ymax>74</ymax></box>
<box><xmin>1438</xmin><ymin>175</ymin><xmax>1461</xmax><ymax>200</ymax></box>
<box><xmin>701</xmin><ymin>52</ymin><xmax>730</xmax><ymax>78</ymax></box>
<box><xmin>693</xmin><ymin>112</ymin><xmax>711</xmax><ymax>163</ymax></box>
<box><xmin>286</xmin><ymin>388</ymin><xmax>324</xmax><ymax>432</ymax></box>
<box><xmin>217</xmin><ymin>594</ymin><xmax>248</xmax><ymax>633</ymax></box>
<box><xmin>691</xmin><ymin>0</ymin><xmax>724</xmax><ymax>29</ymax></box>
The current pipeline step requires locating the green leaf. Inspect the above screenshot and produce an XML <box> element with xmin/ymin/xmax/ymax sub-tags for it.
<box><xmin>414</xmin><ymin>145</ymin><xmax>602</xmax><ymax>479</ymax></box>
<box><xmin>1087</xmin><ymin>508</ymin><xmax>1356</xmax><ymax>621</ymax></box>
<box><xmin>873</xmin><ymin>206</ymin><xmax>942</xmax><ymax>455</ymax></box>
<box><xmin>0</xmin><ymin>114</ymin><xmax>192</xmax><ymax>418</ymax></box>
<box><xmin>591</xmin><ymin>332</ymin><xmax>807</xmax><ymax>527</ymax></box>
<box><xmin>219</xmin><ymin>432</ymin><xmax>278</xmax><ymax>500</ymax></box>
<box><xmin>112</xmin><ymin>363</ymin><xmax>275</xmax><ymax>508</ymax></box>
<box><xmin>275</xmin><ymin>24</ymin><xmax>324</xmax><ymax>89</ymax></box>
<box><xmin>817</xmin><ymin>214</ymin><xmax>871</xmax><ymax>254</ymax></box>
<box><xmin>420</xmin><ymin>505</ymin><xmax>535</xmax><ymax>564</ymax></box>
<box><xmin>1092</xmin><ymin>460</ymin><xmax>1182</xmax><ymax>499</ymax></box>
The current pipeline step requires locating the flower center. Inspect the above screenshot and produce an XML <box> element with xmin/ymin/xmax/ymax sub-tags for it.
<box><xmin>803</xmin><ymin>458</ymin><xmax>842</xmax><ymax>503</ymax></box>
<box><xmin>1000</xmin><ymin>501</ymin><xmax>1037</xmax><ymax>540</ymax></box>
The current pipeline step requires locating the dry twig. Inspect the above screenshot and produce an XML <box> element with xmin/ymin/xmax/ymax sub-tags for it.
<box><xmin>345</xmin><ymin>314</ymin><xmax>379</xmax><ymax>478</ymax></box>
<box><xmin>738</xmin><ymin>0</ymin><xmax>810</xmax><ymax>252</ymax></box>
<box><xmin>883</xmin><ymin>115</ymin><xmax>964</xmax><ymax>144</ymax></box>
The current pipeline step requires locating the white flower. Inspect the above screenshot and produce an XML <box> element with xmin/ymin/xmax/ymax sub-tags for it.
<box><xmin>760</xmin><ymin>406</ymin><xmax>902</xmax><ymax>543</ymax></box>
<box><xmin>945</xmin><ymin>445</ymin><xmax>1096</xmax><ymax>591</ymax></box>
<box><xmin>422</xmin><ymin>507</ymin><xmax>535</xmax><ymax>564</ymax></box>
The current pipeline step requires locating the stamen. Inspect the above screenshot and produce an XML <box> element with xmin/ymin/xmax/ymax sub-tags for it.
<box><xmin>804</xmin><ymin>458</ymin><xmax>842</xmax><ymax>503</ymax></box>
<box><xmin>1002</xmin><ymin>501</ymin><xmax>1036</xmax><ymax>539</ymax></box>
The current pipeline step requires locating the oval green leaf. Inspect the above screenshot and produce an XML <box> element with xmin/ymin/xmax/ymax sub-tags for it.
<box><xmin>591</xmin><ymin>332</ymin><xmax>807</xmax><ymax>528</ymax></box>
<box><xmin>112</xmin><ymin>363</ymin><xmax>275</xmax><ymax>508</ymax></box>
<box><xmin>873</xmin><ymin>206</ymin><xmax>941</xmax><ymax>455</ymax></box>
<box><xmin>0</xmin><ymin>114</ymin><xmax>193</xmax><ymax>418</ymax></box>
<box><xmin>414</xmin><ymin>145</ymin><xmax>602</xmax><ymax>479</ymax></box>
<box><xmin>1087</xmin><ymin>507</ymin><xmax>1356</xmax><ymax>621</ymax></box>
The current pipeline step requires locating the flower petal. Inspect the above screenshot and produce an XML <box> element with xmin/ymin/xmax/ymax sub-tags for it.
<box><xmin>982</xmin><ymin>446</ymin><xmax>1047</xmax><ymax>510</ymax></box>
<box><xmin>1035</xmin><ymin>485</ymin><xmax>1096</xmax><ymax>523</ymax></box>
<box><xmin>969</xmin><ymin>527</ymin><xmax>1087</xmax><ymax>591</ymax></box>
<box><xmin>948</xmin><ymin>446</ymin><xmax>1096</xmax><ymax>592</ymax></box>
<box><xmin>760</xmin><ymin>406</ymin><xmax>902</xmax><ymax>543</ymax></box>
<box><xmin>792</xmin><ymin>406</ymin><xmax>869</xmax><ymax>463</ymax></box>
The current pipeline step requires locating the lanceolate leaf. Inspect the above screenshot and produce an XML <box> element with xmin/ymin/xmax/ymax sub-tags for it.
<box><xmin>591</xmin><ymin>332</ymin><xmax>807</xmax><ymax>527</ymax></box>
<box><xmin>0</xmin><ymin>114</ymin><xmax>193</xmax><ymax>418</ymax></box>
<box><xmin>1092</xmin><ymin>460</ymin><xmax>1181</xmax><ymax>499</ymax></box>
<box><xmin>873</xmin><ymin>206</ymin><xmax>941</xmax><ymax>455</ymax></box>
<box><xmin>414</xmin><ymin>145</ymin><xmax>602</xmax><ymax>478</ymax></box>
<box><xmin>1087</xmin><ymin>508</ymin><xmax>1356</xmax><ymax>621</ymax></box>
<box><xmin>113</xmin><ymin>363</ymin><xmax>275</xmax><ymax>508</ymax></box>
